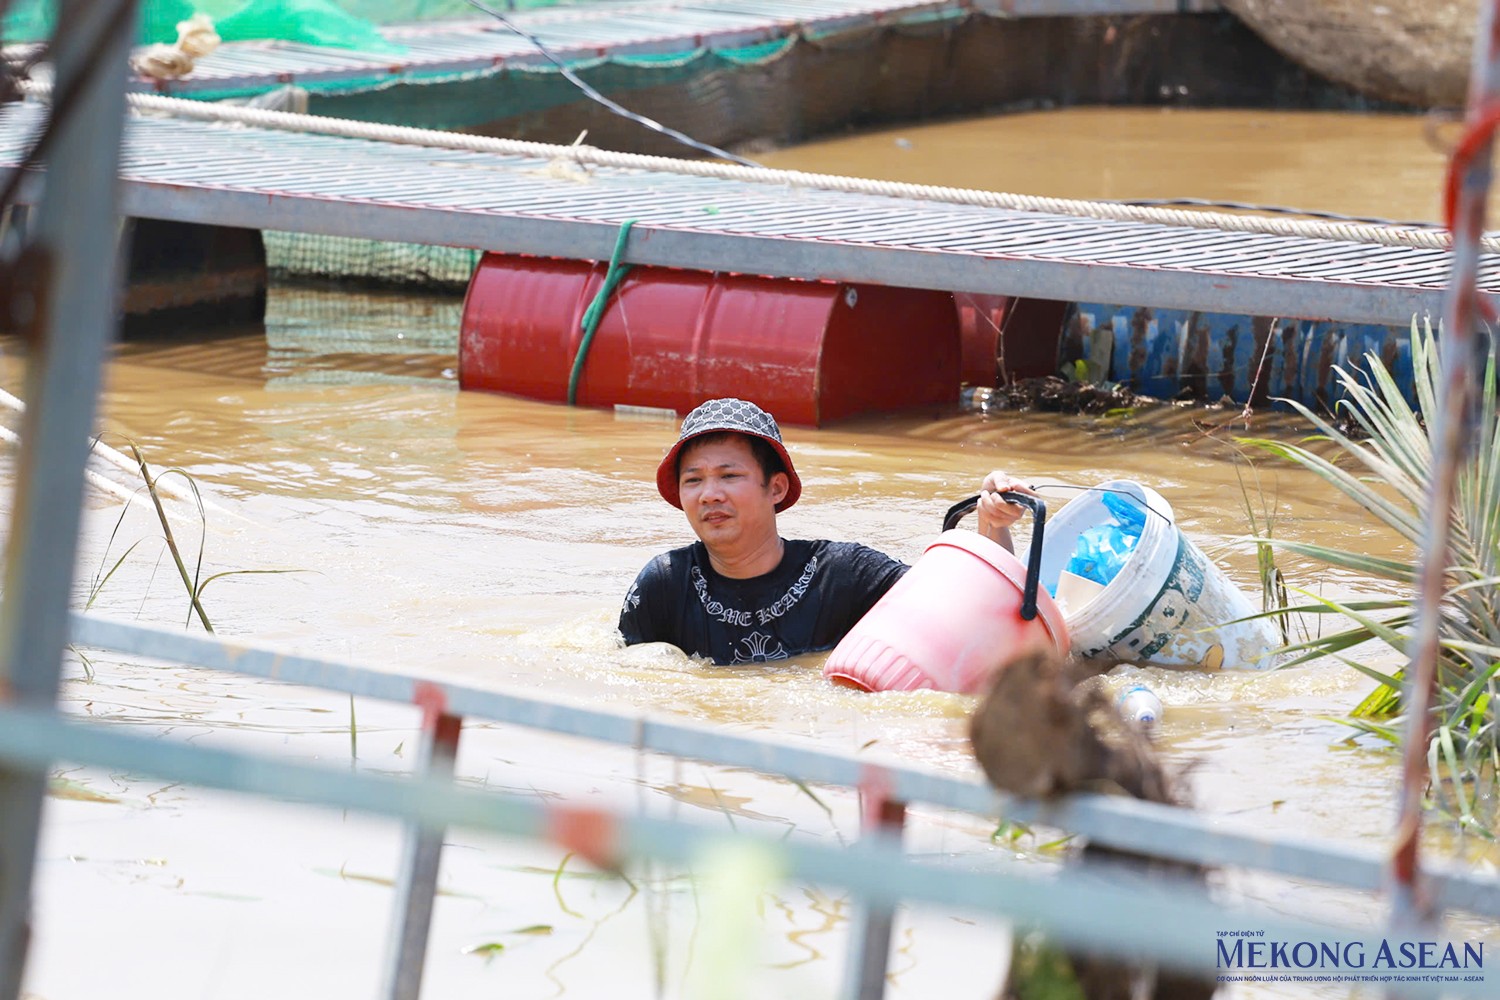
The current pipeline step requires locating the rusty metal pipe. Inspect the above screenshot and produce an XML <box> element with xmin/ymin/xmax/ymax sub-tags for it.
<box><xmin>1390</xmin><ymin>0</ymin><xmax>1500</xmax><ymax>929</ymax></box>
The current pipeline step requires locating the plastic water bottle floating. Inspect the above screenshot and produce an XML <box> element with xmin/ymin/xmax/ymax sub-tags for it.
<box><xmin>1118</xmin><ymin>685</ymin><xmax>1163</xmax><ymax>730</ymax></box>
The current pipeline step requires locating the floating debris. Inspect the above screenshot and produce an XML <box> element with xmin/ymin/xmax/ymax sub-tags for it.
<box><xmin>48</xmin><ymin>776</ymin><xmax>120</xmax><ymax>804</ymax></box>
<box><xmin>967</xmin><ymin>376</ymin><xmax>1151</xmax><ymax>415</ymax></box>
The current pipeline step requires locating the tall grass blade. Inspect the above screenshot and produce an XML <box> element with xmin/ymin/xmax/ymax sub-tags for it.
<box><xmin>129</xmin><ymin>445</ymin><xmax>213</xmax><ymax>632</ymax></box>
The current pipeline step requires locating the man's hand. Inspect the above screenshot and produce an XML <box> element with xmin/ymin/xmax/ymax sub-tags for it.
<box><xmin>976</xmin><ymin>471</ymin><xmax>1039</xmax><ymax>554</ymax></box>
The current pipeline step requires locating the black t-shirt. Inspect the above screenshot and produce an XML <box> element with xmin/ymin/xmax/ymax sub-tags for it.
<box><xmin>618</xmin><ymin>538</ymin><xmax>909</xmax><ymax>664</ymax></box>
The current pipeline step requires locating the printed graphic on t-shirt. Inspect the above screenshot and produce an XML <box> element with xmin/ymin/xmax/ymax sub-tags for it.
<box><xmin>618</xmin><ymin>540</ymin><xmax>907</xmax><ymax>664</ymax></box>
<box><xmin>689</xmin><ymin>555</ymin><xmax>819</xmax><ymax>627</ymax></box>
<box><xmin>731</xmin><ymin>631</ymin><xmax>789</xmax><ymax>664</ymax></box>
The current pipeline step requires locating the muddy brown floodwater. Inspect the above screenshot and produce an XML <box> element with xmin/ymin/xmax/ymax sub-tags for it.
<box><xmin>5</xmin><ymin>108</ymin><xmax>1497</xmax><ymax>1000</ymax></box>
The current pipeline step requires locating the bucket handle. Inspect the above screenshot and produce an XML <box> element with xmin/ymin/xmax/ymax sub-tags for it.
<box><xmin>942</xmin><ymin>492</ymin><xmax>1047</xmax><ymax>622</ymax></box>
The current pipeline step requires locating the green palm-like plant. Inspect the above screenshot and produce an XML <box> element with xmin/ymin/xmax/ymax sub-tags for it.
<box><xmin>1240</xmin><ymin>319</ymin><xmax>1500</xmax><ymax>834</ymax></box>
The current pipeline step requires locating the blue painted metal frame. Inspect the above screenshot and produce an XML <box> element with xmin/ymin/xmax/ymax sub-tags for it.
<box><xmin>3</xmin><ymin>2</ymin><xmax>1493</xmax><ymax>993</ymax></box>
<box><xmin>842</xmin><ymin>798</ymin><xmax>907</xmax><ymax>1000</ymax></box>
<box><xmin>0</xmin><ymin>702</ymin><xmax>1489</xmax><ymax>998</ymax></box>
<box><xmin>381</xmin><ymin>711</ymin><xmax>462</xmax><ymax>1000</ymax></box>
<box><xmin>64</xmin><ymin>612</ymin><xmax>1500</xmax><ymax>921</ymax></box>
<box><xmin>0</xmin><ymin>3</ymin><xmax>136</xmax><ymax>996</ymax></box>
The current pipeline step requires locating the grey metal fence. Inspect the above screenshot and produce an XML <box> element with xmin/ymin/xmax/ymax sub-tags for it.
<box><xmin>2</xmin><ymin>2</ymin><xmax>1497</xmax><ymax>998</ymax></box>
<box><xmin>0</xmin><ymin>611</ymin><xmax>1492</xmax><ymax>998</ymax></box>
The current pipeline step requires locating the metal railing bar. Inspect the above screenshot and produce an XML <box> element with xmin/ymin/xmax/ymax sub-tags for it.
<box><xmin>381</xmin><ymin>711</ymin><xmax>462</xmax><ymax>1000</ymax></box>
<box><xmin>0</xmin><ymin>3</ymin><xmax>137</xmax><ymax>995</ymax></box>
<box><xmin>0</xmin><ymin>703</ymin><xmax>1485</xmax><ymax>997</ymax></box>
<box><xmin>66</xmin><ymin>613</ymin><xmax>1500</xmax><ymax>917</ymax></box>
<box><xmin>842</xmin><ymin>797</ymin><xmax>906</xmax><ymax>1000</ymax></box>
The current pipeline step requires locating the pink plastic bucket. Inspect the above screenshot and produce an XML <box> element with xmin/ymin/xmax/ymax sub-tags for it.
<box><xmin>823</xmin><ymin>527</ymin><xmax>1070</xmax><ymax>694</ymax></box>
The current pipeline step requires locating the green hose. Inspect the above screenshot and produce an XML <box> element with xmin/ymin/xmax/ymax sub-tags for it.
<box><xmin>568</xmin><ymin>219</ymin><xmax>637</xmax><ymax>406</ymax></box>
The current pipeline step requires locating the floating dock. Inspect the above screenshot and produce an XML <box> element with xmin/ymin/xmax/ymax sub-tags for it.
<box><xmin>2</xmin><ymin>96</ymin><xmax>1487</xmax><ymax>416</ymax></box>
<box><xmin>101</xmin><ymin>0</ymin><xmax>1316</xmax><ymax>159</ymax></box>
<box><xmin>128</xmin><ymin>1</ymin><xmax>1226</xmax><ymax>101</ymax></box>
<box><xmin>0</xmin><ymin>101</ymin><xmax>1475</xmax><ymax>329</ymax></box>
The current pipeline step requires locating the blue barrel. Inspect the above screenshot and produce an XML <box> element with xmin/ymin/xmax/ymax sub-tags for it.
<box><xmin>1069</xmin><ymin>304</ymin><xmax>1416</xmax><ymax>410</ymax></box>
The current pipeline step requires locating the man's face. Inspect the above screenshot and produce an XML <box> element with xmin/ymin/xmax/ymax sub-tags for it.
<box><xmin>678</xmin><ymin>435</ymin><xmax>788</xmax><ymax>553</ymax></box>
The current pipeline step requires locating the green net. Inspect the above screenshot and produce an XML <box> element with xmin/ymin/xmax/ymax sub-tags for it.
<box><xmin>264</xmin><ymin>231</ymin><xmax>481</xmax><ymax>290</ymax></box>
<box><xmin>271</xmin><ymin>36</ymin><xmax>801</xmax><ymax>130</ymax></box>
<box><xmin>1</xmin><ymin>0</ymin><xmax>575</xmax><ymax>45</ymax></box>
<box><xmin>4</xmin><ymin>0</ymin><xmax>198</xmax><ymax>44</ymax></box>
<box><xmin>242</xmin><ymin>9</ymin><xmax>975</xmax><ymax>290</ymax></box>
<box><xmin>4</xmin><ymin>2</ymin><xmax>982</xmax><ymax>294</ymax></box>
<box><xmin>215</xmin><ymin>0</ymin><xmax>405</xmax><ymax>53</ymax></box>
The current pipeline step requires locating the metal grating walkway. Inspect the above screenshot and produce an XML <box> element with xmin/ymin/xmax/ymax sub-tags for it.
<box><xmin>128</xmin><ymin>0</ymin><xmax>1218</xmax><ymax>97</ymax></box>
<box><xmin>0</xmin><ymin>100</ymin><xmax>1482</xmax><ymax>326</ymax></box>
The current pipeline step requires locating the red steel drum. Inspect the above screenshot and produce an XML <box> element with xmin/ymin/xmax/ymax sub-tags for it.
<box><xmin>953</xmin><ymin>293</ymin><xmax>1070</xmax><ymax>386</ymax></box>
<box><xmin>459</xmin><ymin>253</ymin><xmax>961</xmax><ymax>426</ymax></box>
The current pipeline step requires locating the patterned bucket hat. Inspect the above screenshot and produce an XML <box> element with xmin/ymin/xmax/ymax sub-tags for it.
<box><xmin>656</xmin><ymin>398</ymin><xmax>802</xmax><ymax>512</ymax></box>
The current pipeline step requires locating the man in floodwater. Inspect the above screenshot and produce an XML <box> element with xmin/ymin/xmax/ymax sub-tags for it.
<box><xmin>618</xmin><ymin>397</ymin><xmax>1033</xmax><ymax>664</ymax></box>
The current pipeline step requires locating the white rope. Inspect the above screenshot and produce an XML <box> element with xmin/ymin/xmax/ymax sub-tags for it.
<box><xmin>17</xmin><ymin>80</ymin><xmax>1487</xmax><ymax>253</ymax></box>
<box><xmin>0</xmin><ymin>385</ymin><xmax>235</xmax><ymax>518</ymax></box>
<box><xmin>0</xmin><ymin>422</ymin><xmax>168</xmax><ymax>516</ymax></box>
<box><xmin>1</xmin><ymin>386</ymin><xmax>188</xmax><ymax>503</ymax></box>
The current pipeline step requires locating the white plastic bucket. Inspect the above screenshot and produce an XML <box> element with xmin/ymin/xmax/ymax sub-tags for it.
<box><xmin>1039</xmin><ymin>480</ymin><xmax>1278</xmax><ymax>670</ymax></box>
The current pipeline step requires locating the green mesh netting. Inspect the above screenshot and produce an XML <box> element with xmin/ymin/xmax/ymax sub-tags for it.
<box><xmin>4</xmin><ymin>3</ymin><xmax>979</xmax><ymax>293</ymax></box>
<box><xmin>264</xmin><ymin>231</ymin><xmax>481</xmax><ymax>290</ymax></box>
<box><xmin>252</xmin><ymin>11</ymin><xmax>975</xmax><ymax>289</ymax></box>
<box><xmin>216</xmin><ymin>0</ymin><xmax>405</xmax><ymax>53</ymax></box>
<box><xmin>1</xmin><ymin>0</ymin><xmax>574</xmax><ymax>45</ymax></box>
<box><xmin>4</xmin><ymin>0</ymin><xmax>198</xmax><ymax>44</ymax></box>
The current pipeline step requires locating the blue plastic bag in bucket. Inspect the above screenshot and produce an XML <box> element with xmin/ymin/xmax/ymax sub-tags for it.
<box><xmin>1038</xmin><ymin>480</ymin><xmax>1278</xmax><ymax>670</ymax></box>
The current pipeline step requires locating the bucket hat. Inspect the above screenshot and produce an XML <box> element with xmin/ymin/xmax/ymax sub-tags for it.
<box><xmin>656</xmin><ymin>398</ymin><xmax>802</xmax><ymax>512</ymax></box>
